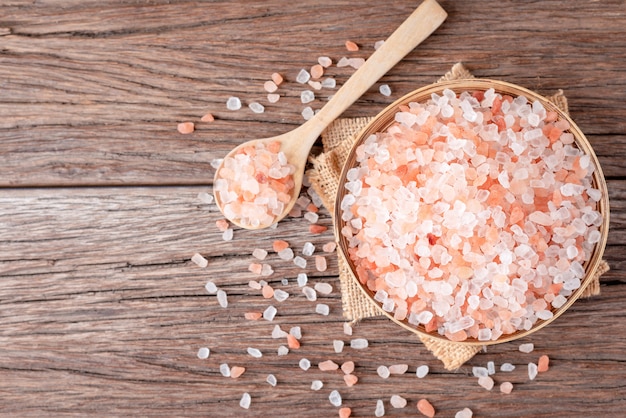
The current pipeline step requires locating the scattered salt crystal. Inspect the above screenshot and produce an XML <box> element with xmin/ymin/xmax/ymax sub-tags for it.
<box><xmin>294</xmin><ymin>256</ymin><xmax>307</xmax><ymax>269</ymax></box>
<box><xmin>377</xmin><ymin>365</ymin><xmax>390</xmax><ymax>378</ymax></box>
<box><xmin>274</xmin><ymin>289</ymin><xmax>289</xmax><ymax>302</ymax></box>
<box><xmin>314</xmin><ymin>282</ymin><xmax>333</xmax><ymax>295</ymax></box>
<box><xmin>308</xmin><ymin>80</ymin><xmax>322</xmax><ymax>90</ymax></box>
<box><xmin>197</xmin><ymin>347</ymin><xmax>210</xmax><ymax>359</ymax></box>
<box><xmin>478</xmin><ymin>375</ymin><xmax>494</xmax><ymax>390</ymax></box>
<box><xmin>226</xmin><ymin>96</ymin><xmax>242</xmax><ymax>110</ymax></box>
<box><xmin>500</xmin><ymin>381</ymin><xmax>514</xmax><ymax>394</ymax></box>
<box><xmin>247</xmin><ymin>347</ymin><xmax>262</xmax><ymax>358</ymax></box>
<box><xmin>455</xmin><ymin>408</ymin><xmax>474</xmax><ymax>418</ymax></box>
<box><xmin>321</xmin><ymin>78</ymin><xmax>336</xmax><ymax>89</ymax></box>
<box><xmin>264</xmin><ymin>80</ymin><xmax>278</xmax><ymax>93</ymax></box>
<box><xmin>315</xmin><ymin>256</ymin><xmax>328</xmax><ymax>272</ymax></box>
<box><xmin>278</xmin><ymin>247</ymin><xmax>294</xmax><ymax>260</ymax></box>
<box><xmin>472</xmin><ymin>366</ymin><xmax>488</xmax><ymax>378</ymax></box>
<box><xmin>348</xmin><ymin>58</ymin><xmax>365</xmax><ymax>69</ymax></box>
<box><xmin>528</xmin><ymin>362</ymin><xmax>538</xmax><ymax>380</ymax></box>
<box><xmin>297</xmin><ymin>273</ymin><xmax>308</xmax><ymax>287</ymax></box>
<box><xmin>536</xmin><ymin>310</ymin><xmax>554</xmax><ymax>320</ymax></box>
<box><xmin>389</xmin><ymin>364</ymin><xmax>408</xmax><ymax>375</ymax></box>
<box><xmin>304</xmin><ymin>211</ymin><xmax>319</xmax><ymax>223</ymax></box>
<box><xmin>519</xmin><ymin>343</ymin><xmax>535</xmax><ymax>353</ymax></box>
<box><xmin>248</xmin><ymin>102</ymin><xmax>265</xmax><ymax>114</ymax></box>
<box><xmin>239</xmin><ymin>392</ymin><xmax>251</xmax><ymax>409</ymax></box>
<box><xmin>197</xmin><ymin>192</ymin><xmax>214</xmax><ymax>204</ymax></box>
<box><xmin>216</xmin><ymin>289</ymin><xmax>228</xmax><ymax>308</ymax></box>
<box><xmin>390</xmin><ymin>395</ymin><xmax>407</xmax><ymax>409</ymax></box>
<box><xmin>329</xmin><ymin>390</ymin><xmax>342</xmax><ymax>407</ymax></box>
<box><xmin>248</xmin><ymin>280</ymin><xmax>261</xmax><ymax>290</ymax></box>
<box><xmin>319</xmin><ymin>360</ymin><xmax>339</xmax><ymax>371</ymax></box>
<box><xmin>351</xmin><ymin>338</ymin><xmax>369</xmax><ymax>349</ymax></box>
<box><xmin>302</xmin><ymin>242</ymin><xmax>316</xmax><ymax>256</ymax></box>
<box><xmin>277</xmin><ymin>345</ymin><xmax>289</xmax><ymax>356</ymax></box>
<box><xmin>379</xmin><ymin>84</ymin><xmax>392</xmax><ymax>97</ymax></box>
<box><xmin>296</xmin><ymin>69</ymin><xmax>311</xmax><ymax>84</ymax></box>
<box><xmin>252</xmin><ymin>248</ymin><xmax>268</xmax><ymax>260</ymax></box>
<box><xmin>375</xmin><ymin>399</ymin><xmax>385</xmax><ymax>417</ymax></box>
<box><xmin>220</xmin><ymin>363</ymin><xmax>231</xmax><ymax>377</ymax></box>
<box><xmin>210</xmin><ymin>159</ymin><xmax>223</xmax><ymax>169</ymax></box>
<box><xmin>333</xmin><ymin>340</ymin><xmax>344</xmax><ymax>353</ymax></box>
<box><xmin>416</xmin><ymin>365</ymin><xmax>429</xmax><ymax>378</ymax></box>
<box><xmin>260</xmin><ymin>263</ymin><xmax>274</xmax><ymax>276</ymax></box>
<box><xmin>222</xmin><ymin>228</ymin><xmax>233</xmax><ymax>241</ymax></box>
<box><xmin>501</xmin><ymin>362</ymin><xmax>516</xmax><ymax>372</ymax></box>
<box><xmin>323</xmin><ymin>242</ymin><xmax>337</xmax><ymax>252</ymax></box>
<box><xmin>487</xmin><ymin>361</ymin><xmax>496</xmax><ymax>375</ymax></box>
<box><xmin>318</xmin><ymin>56</ymin><xmax>332</xmax><ymax>67</ymax></box>
<box><xmin>301</xmin><ymin>90</ymin><xmax>315</xmax><ymax>104</ymax></box>
<box><xmin>302</xmin><ymin>106</ymin><xmax>315</xmax><ymax>121</ymax></box>
<box><xmin>302</xmin><ymin>286</ymin><xmax>317</xmax><ymax>301</ymax></box>
<box><xmin>266</xmin><ymin>374</ymin><xmax>277</xmax><ymax>387</ymax></box>
<box><xmin>311</xmin><ymin>380</ymin><xmax>324</xmax><ymax>390</ymax></box>
<box><xmin>316</xmin><ymin>303</ymin><xmax>330</xmax><ymax>316</ymax></box>
<box><xmin>289</xmin><ymin>326</ymin><xmax>302</xmax><ymax>339</ymax></box>
<box><xmin>343</xmin><ymin>322</ymin><xmax>353</xmax><ymax>336</ymax></box>
<box><xmin>272</xmin><ymin>325</ymin><xmax>287</xmax><ymax>339</ymax></box>
<box><xmin>281</xmin><ymin>278</ymin><xmax>289</xmax><ymax>286</ymax></box>
<box><xmin>204</xmin><ymin>281</ymin><xmax>218</xmax><ymax>294</ymax></box>
<box><xmin>191</xmin><ymin>253</ymin><xmax>208</xmax><ymax>268</ymax></box>
<box><xmin>263</xmin><ymin>305</ymin><xmax>277</xmax><ymax>321</ymax></box>
<box><xmin>374</xmin><ymin>40</ymin><xmax>385</xmax><ymax>49</ymax></box>
<box><xmin>337</xmin><ymin>57</ymin><xmax>350</xmax><ymax>67</ymax></box>
<box><xmin>299</xmin><ymin>358</ymin><xmax>311</xmax><ymax>371</ymax></box>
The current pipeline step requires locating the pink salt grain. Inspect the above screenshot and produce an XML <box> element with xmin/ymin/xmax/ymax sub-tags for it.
<box><xmin>310</xmin><ymin>64</ymin><xmax>324</xmax><ymax>80</ymax></box>
<box><xmin>215</xmin><ymin>219</ymin><xmax>230</xmax><ymax>232</ymax></box>
<box><xmin>315</xmin><ymin>255</ymin><xmax>328</xmax><ymax>272</ymax></box>
<box><xmin>319</xmin><ymin>360</ymin><xmax>339</xmax><ymax>371</ymax></box>
<box><xmin>500</xmin><ymin>381</ymin><xmax>514</xmax><ymax>394</ymax></box>
<box><xmin>341</xmin><ymin>361</ymin><xmax>355</xmax><ymax>375</ymax></box>
<box><xmin>271</xmin><ymin>72</ymin><xmax>284</xmax><ymax>85</ymax></box>
<box><xmin>264</xmin><ymin>80</ymin><xmax>278</xmax><ymax>93</ymax></box>
<box><xmin>200</xmin><ymin>113</ymin><xmax>215</xmax><ymax>122</ymax></box>
<box><xmin>177</xmin><ymin>122</ymin><xmax>194</xmax><ymax>134</ymax></box>
<box><xmin>343</xmin><ymin>374</ymin><xmax>358</xmax><ymax>387</ymax></box>
<box><xmin>345</xmin><ymin>40</ymin><xmax>359</xmax><ymax>51</ymax></box>
<box><xmin>323</xmin><ymin>242</ymin><xmax>337</xmax><ymax>253</ymax></box>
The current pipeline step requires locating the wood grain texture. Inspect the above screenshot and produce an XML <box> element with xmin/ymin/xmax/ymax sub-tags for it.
<box><xmin>1</xmin><ymin>0</ymin><xmax>625</xmax><ymax>417</ymax></box>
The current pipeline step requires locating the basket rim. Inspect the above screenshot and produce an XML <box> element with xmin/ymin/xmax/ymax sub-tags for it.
<box><xmin>334</xmin><ymin>78</ymin><xmax>610</xmax><ymax>346</ymax></box>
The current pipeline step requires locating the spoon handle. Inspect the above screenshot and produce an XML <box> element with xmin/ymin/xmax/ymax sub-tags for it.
<box><xmin>294</xmin><ymin>0</ymin><xmax>447</xmax><ymax>146</ymax></box>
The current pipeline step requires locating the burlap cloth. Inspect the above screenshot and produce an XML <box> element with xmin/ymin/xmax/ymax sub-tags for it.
<box><xmin>308</xmin><ymin>63</ymin><xmax>610</xmax><ymax>370</ymax></box>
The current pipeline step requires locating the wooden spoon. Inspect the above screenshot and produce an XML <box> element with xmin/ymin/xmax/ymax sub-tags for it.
<box><xmin>214</xmin><ymin>0</ymin><xmax>447</xmax><ymax>229</ymax></box>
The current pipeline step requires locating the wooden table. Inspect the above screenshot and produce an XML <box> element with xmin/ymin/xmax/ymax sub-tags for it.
<box><xmin>1</xmin><ymin>1</ymin><xmax>625</xmax><ymax>416</ymax></box>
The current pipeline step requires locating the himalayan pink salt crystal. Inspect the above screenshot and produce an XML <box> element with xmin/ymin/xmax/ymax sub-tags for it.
<box><xmin>271</xmin><ymin>72</ymin><xmax>283</xmax><ymax>85</ymax></box>
<box><xmin>315</xmin><ymin>256</ymin><xmax>328</xmax><ymax>272</ymax></box>
<box><xmin>318</xmin><ymin>56</ymin><xmax>332</xmax><ymax>68</ymax></box>
<box><xmin>323</xmin><ymin>242</ymin><xmax>337</xmax><ymax>252</ymax></box>
<box><xmin>191</xmin><ymin>253</ymin><xmax>208</xmax><ymax>268</ymax></box>
<box><xmin>343</xmin><ymin>374</ymin><xmax>358</xmax><ymax>387</ymax></box>
<box><xmin>538</xmin><ymin>355</ymin><xmax>550</xmax><ymax>372</ymax></box>
<box><xmin>319</xmin><ymin>360</ymin><xmax>339</xmax><ymax>371</ymax></box>
<box><xmin>500</xmin><ymin>381</ymin><xmax>514</xmax><ymax>394</ymax></box>
<box><xmin>478</xmin><ymin>375</ymin><xmax>494</xmax><ymax>390</ymax></box>
<box><xmin>417</xmin><ymin>399</ymin><xmax>435</xmax><ymax>418</ymax></box>
<box><xmin>252</xmin><ymin>248</ymin><xmax>268</xmax><ymax>260</ymax></box>
<box><xmin>200</xmin><ymin>112</ymin><xmax>215</xmax><ymax>122</ymax></box>
<box><xmin>388</xmin><ymin>364</ymin><xmax>409</xmax><ymax>375</ymax></box>
<box><xmin>267</xmin><ymin>93</ymin><xmax>280</xmax><ymax>103</ymax></box>
<box><xmin>390</xmin><ymin>395</ymin><xmax>407</xmax><ymax>408</ymax></box>
<box><xmin>310</xmin><ymin>64</ymin><xmax>324</xmax><ymax>79</ymax></box>
<box><xmin>215</xmin><ymin>219</ymin><xmax>230</xmax><ymax>232</ymax></box>
<box><xmin>314</xmin><ymin>282</ymin><xmax>333</xmax><ymax>295</ymax></box>
<box><xmin>177</xmin><ymin>122</ymin><xmax>194</xmax><ymax>134</ymax></box>
<box><xmin>264</xmin><ymin>80</ymin><xmax>278</xmax><ymax>93</ymax></box>
<box><xmin>341</xmin><ymin>361</ymin><xmax>355</xmax><ymax>374</ymax></box>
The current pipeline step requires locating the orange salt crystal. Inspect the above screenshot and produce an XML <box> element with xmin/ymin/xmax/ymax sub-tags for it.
<box><xmin>310</xmin><ymin>64</ymin><xmax>324</xmax><ymax>80</ymax></box>
<box><xmin>177</xmin><ymin>121</ymin><xmax>194</xmax><ymax>134</ymax></box>
<box><xmin>306</xmin><ymin>203</ymin><xmax>319</xmax><ymax>213</ymax></box>
<box><xmin>215</xmin><ymin>219</ymin><xmax>230</xmax><ymax>232</ymax></box>
<box><xmin>309</xmin><ymin>224</ymin><xmax>328</xmax><ymax>234</ymax></box>
<box><xmin>343</xmin><ymin>374</ymin><xmax>358</xmax><ymax>387</ymax></box>
<box><xmin>264</xmin><ymin>80</ymin><xmax>278</xmax><ymax>93</ymax></box>
<box><xmin>339</xmin><ymin>407</ymin><xmax>352</xmax><ymax>418</ymax></box>
<box><xmin>417</xmin><ymin>399</ymin><xmax>436</xmax><ymax>418</ymax></box>
<box><xmin>323</xmin><ymin>242</ymin><xmax>337</xmax><ymax>253</ymax></box>
<box><xmin>267</xmin><ymin>141</ymin><xmax>281</xmax><ymax>153</ymax></box>
<box><xmin>341</xmin><ymin>361</ymin><xmax>355</xmax><ymax>375</ymax></box>
<box><xmin>244</xmin><ymin>312</ymin><xmax>262</xmax><ymax>320</ymax></box>
<box><xmin>287</xmin><ymin>334</ymin><xmax>300</xmax><ymax>349</ymax></box>
<box><xmin>538</xmin><ymin>354</ymin><xmax>550</xmax><ymax>372</ymax></box>
<box><xmin>230</xmin><ymin>366</ymin><xmax>246</xmax><ymax>378</ymax></box>
<box><xmin>273</xmin><ymin>240</ymin><xmax>290</xmax><ymax>252</ymax></box>
<box><xmin>200</xmin><ymin>113</ymin><xmax>215</xmax><ymax>122</ymax></box>
<box><xmin>249</xmin><ymin>263</ymin><xmax>263</xmax><ymax>275</ymax></box>
<box><xmin>271</xmin><ymin>72</ymin><xmax>284</xmax><ymax>85</ymax></box>
<box><xmin>262</xmin><ymin>284</ymin><xmax>274</xmax><ymax>299</ymax></box>
<box><xmin>319</xmin><ymin>360</ymin><xmax>339</xmax><ymax>371</ymax></box>
<box><xmin>345</xmin><ymin>40</ymin><xmax>359</xmax><ymax>51</ymax></box>
<box><xmin>509</xmin><ymin>205</ymin><xmax>525</xmax><ymax>225</ymax></box>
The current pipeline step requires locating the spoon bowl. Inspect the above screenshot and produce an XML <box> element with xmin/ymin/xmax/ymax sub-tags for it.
<box><xmin>214</xmin><ymin>0</ymin><xmax>448</xmax><ymax>229</ymax></box>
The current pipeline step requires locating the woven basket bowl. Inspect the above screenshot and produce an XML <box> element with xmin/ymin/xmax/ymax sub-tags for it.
<box><xmin>335</xmin><ymin>79</ymin><xmax>610</xmax><ymax>346</ymax></box>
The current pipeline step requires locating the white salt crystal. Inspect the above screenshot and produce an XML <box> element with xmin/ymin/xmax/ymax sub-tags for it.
<box><xmin>272</xmin><ymin>325</ymin><xmax>287</xmax><ymax>339</ymax></box>
<box><xmin>321</xmin><ymin>77</ymin><xmax>336</xmax><ymax>89</ymax></box>
<box><xmin>299</xmin><ymin>358</ymin><xmax>311</xmax><ymax>371</ymax></box>
<box><xmin>501</xmin><ymin>363</ymin><xmax>516</xmax><ymax>372</ymax></box>
<box><xmin>390</xmin><ymin>395</ymin><xmax>407</xmax><ymax>408</ymax></box>
<box><xmin>266</xmin><ymin>374</ymin><xmax>277</xmax><ymax>387</ymax></box>
<box><xmin>197</xmin><ymin>347</ymin><xmax>210</xmax><ymax>359</ymax></box>
<box><xmin>375</xmin><ymin>399</ymin><xmax>385</xmax><ymax>417</ymax></box>
<box><xmin>379</xmin><ymin>84</ymin><xmax>392</xmax><ymax>97</ymax></box>
<box><xmin>377</xmin><ymin>365</ymin><xmax>390</xmax><ymax>379</ymax></box>
<box><xmin>216</xmin><ymin>289</ymin><xmax>228</xmax><ymax>308</ymax></box>
<box><xmin>487</xmin><ymin>361</ymin><xmax>496</xmax><ymax>375</ymax></box>
<box><xmin>226</xmin><ymin>96</ymin><xmax>242</xmax><ymax>110</ymax></box>
<box><xmin>301</xmin><ymin>90</ymin><xmax>315</xmax><ymax>104</ymax></box>
<box><xmin>528</xmin><ymin>362</ymin><xmax>538</xmax><ymax>380</ymax></box>
<box><xmin>351</xmin><ymin>338</ymin><xmax>369</xmax><ymax>349</ymax></box>
<box><xmin>204</xmin><ymin>281</ymin><xmax>218</xmax><ymax>294</ymax></box>
<box><xmin>302</xmin><ymin>242</ymin><xmax>316</xmax><ymax>256</ymax></box>
<box><xmin>304</xmin><ymin>211</ymin><xmax>319</xmax><ymax>223</ymax></box>
<box><xmin>316</xmin><ymin>303</ymin><xmax>330</xmax><ymax>316</ymax></box>
<box><xmin>247</xmin><ymin>347</ymin><xmax>263</xmax><ymax>358</ymax></box>
<box><xmin>278</xmin><ymin>247</ymin><xmax>294</xmax><ymax>260</ymax></box>
<box><xmin>536</xmin><ymin>309</ymin><xmax>553</xmax><ymax>320</ymax></box>
<box><xmin>281</xmin><ymin>278</ymin><xmax>289</xmax><ymax>286</ymax></box>
<box><xmin>374</xmin><ymin>40</ymin><xmax>385</xmax><ymax>49</ymax></box>
<box><xmin>197</xmin><ymin>192</ymin><xmax>214</xmax><ymax>204</ymax></box>
<box><xmin>318</xmin><ymin>56</ymin><xmax>332</xmax><ymax>67</ymax></box>
<box><xmin>248</xmin><ymin>102</ymin><xmax>265</xmax><ymax>114</ymax></box>
<box><xmin>297</xmin><ymin>273</ymin><xmax>308</xmax><ymax>287</ymax></box>
<box><xmin>191</xmin><ymin>253</ymin><xmax>208</xmax><ymax>268</ymax></box>
<box><xmin>252</xmin><ymin>248</ymin><xmax>268</xmax><ymax>260</ymax></box>
<box><xmin>302</xmin><ymin>286</ymin><xmax>317</xmax><ymax>301</ymax></box>
<box><xmin>348</xmin><ymin>58</ymin><xmax>365</xmax><ymax>69</ymax></box>
<box><xmin>263</xmin><ymin>305</ymin><xmax>277</xmax><ymax>321</ymax></box>
<box><xmin>296</xmin><ymin>69</ymin><xmax>311</xmax><ymax>84</ymax></box>
<box><xmin>337</xmin><ymin>57</ymin><xmax>350</xmax><ymax>67</ymax></box>
<box><xmin>329</xmin><ymin>390</ymin><xmax>342</xmax><ymax>407</ymax></box>
<box><xmin>311</xmin><ymin>380</ymin><xmax>324</xmax><ymax>390</ymax></box>
<box><xmin>290</xmin><ymin>326</ymin><xmax>302</xmax><ymax>339</ymax></box>
<box><xmin>301</xmin><ymin>106</ymin><xmax>314</xmax><ymax>120</ymax></box>
<box><xmin>333</xmin><ymin>340</ymin><xmax>344</xmax><ymax>353</ymax></box>
<box><xmin>222</xmin><ymin>228</ymin><xmax>233</xmax><ymax>241</ymax></box>
<box><xmin>239</xmin><ymin>392</ymin><xmax>251</xmax><ymax>409</ymax></box>
<box><xmin>277</xmin><ymin>345</ymin><xmax>289</xmax><ymax>356</ymax></box>
<box><xmin>551</xmin><ymin>294</ymin><xmax>568</xmax><ymax>309</ymax></box>
<box><xmin>210</xmin><ymin>158</ymin><xmax>222</xmax><ymax>169</ymax></box>
<box><xmin>519</xmin><ymin>343</ymin><xmax>534</xmax><ymax>353</ymax></box>
<box><xmin>294</xmin><ymin>256</ymin><xmax>307</xmax><ymax>268</ymax></box>
<box><xmin>343</xmin><ymin>322</ymin><xmax>353</xmax><ymax>336</ymax></box>
<box><xmin>314</xmin><ymin>282</ymin><xmax>333</xmax><ymax>295</ymax></box>
<box><xmin>472</xmin><ymin>366</ymin><xmax>488</xmax><ymax>378</ymax></box>
<box><xmin>308</xmin><ymin>80</ymin><xmax>322</xmax><ymax>90</ymax></box>
<box><xmin>478</xmin><ymin>375</ymin><xmax>494</xmax><ymax>390</ymax></box>
<box><xmin>260</xmin><ymin>263</ymin><xmax>274</xmax><ymax>276</ymax></box>
<box><xmin>274</xmin><ymin>289</ymin><xmax>290</xmax><ymax>302</ymax></box>
<box><xmin>455</xmin><ymin>408</ymin><xmax>474</xmax><ymax>418</ymax></box>
<box><xmin>416</xmin><ymin>365</ymin><xmax>429</xmax><ymax>378</ymax></box>
<box><xmin>267</xmin><ymin>93</ymin><xmax>280</xmax><ymax>103</ymax></box>
<box><xmin>220</xmin><ymin>363</ymin><xmax>231</xmax><ymax>377</ymax></box>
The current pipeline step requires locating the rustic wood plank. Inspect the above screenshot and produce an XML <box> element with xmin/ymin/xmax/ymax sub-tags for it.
<box><xmin>0</xmin><ymin>186</ymin><xmax>624</xmax><ymax>416</ymax></box>
<box><xmin>1</xmin><ymin>0</ymin><xmax>625</xmax><ymax>186</ymax></box>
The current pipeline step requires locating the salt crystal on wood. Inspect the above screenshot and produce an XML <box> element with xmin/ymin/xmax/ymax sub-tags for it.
<box><xmin>314</xmin><ymin>282</ymin><xmax>333</xmax><ymax>295</ymax></box>
<box><xmin>226</xmin><ymin>96</ymin><xmax>242</xmax><ymax>110</ymax></box>
<box><xmin>519</xmin><ymin>343</ymin><xmax>534</xmax><ymax>353</ymax></box>
<box><xmin>315</xmin><ymin>256</ymin><xmax>328</xmax><ymax>272</ymax></box>
<box><xmin>318</xmin><ymin>56</ymin><xmax>332</xmax><ymax>67</ymax></box>
<box><xmin>379</xmin><ymin>84</ymin><xmax>392</xmax><ymax>97</ymax></box>
<box><xmin>239</xmin><ymin>392</ymin><xmax>251</xmax><ymax>409</ymax></box>
<box><xmin>329</xmin><ymin>390</ymin><xmax>342</xmax><ymax>407</ymax></box>
<box><xmin>197</xmin><ymin>347</ymin><xmax>210</xmax><ymax>359</ymax></box>
<box><xmin>334</xmin><ymin>340</ymin><xmax>344</xmax><ymax>353</ymax></box>
<box><xmin>302</xmin><ymin>286</ymin><xmax>317</xmax><ymax>301</ymax></box>
<box><xmin>297</xmin><ymin>273</ymin><xmax>308</xmax><ymax>287</ymax></box>
<box><xmin>220</xmin><ymin>363</ymin><xmax>231</xmax><ymax>377</ymax></box>
<box><xmin>296</xmin><ymin>69</ymin><xmax>311</xmax><ymax>84</ymax></box>
<box><xmin>316</xmin><ymin>303</ymin><xmax>330</xmax><ymax>315</ymax></box>
<box><xmin>390</xmin><ymin>395</ymin><xmax>407</xmax><ymax>408</ymax></box>
<box><xmin>528</xmin><ymin>362</ymin><xmax>538</xmax><ymax>380</ymax></box>
<box><xmin>247</xmin><ymin>347</ymin><xmax>262</xmax><ymax>358</ymax></box>
<box><xmin>294</xmin><ymin>256</ymin><xmax>307</xmax><ymax>268</ymax></box>
<box><xmin>191</xmin><ymin>253</ymin><xmax>208</xmax><ymax>268</ymax></box>
<box><xmin>263</xmin><ymin>305</ymin><xmax>277</xmax><ymax>321</ymax></box>
<box><xmin>311</xmin><ymin>380</ymin><xmax>324</xmax><ymax>390</ymax></box>
<box><xmin>267</xmin><ymin>93</ymin><xmax>280</xmax><ymax>103</ymax></box>
<box><xmin>252</xmin><ymin>248</ymin><xmax>268</xmax><ymax>260</ymax></box>
<box><xmin>277</xmin><ymin>345</ymin><xmax>289</xmax><ymax>356</ymax></box>
<box><xmin>267</xmin><ymin>374</ymin><xmax>277</xmax><ymax>387</ymax></box>
<box><xmin>455</xmin><ymin>408</ymin><xmax>474</xmax><ymax>418</ymax></box>
<box><xmin>249</xmin><ymin>102</ymin><xmax>265</xmax><ymax>114</ymax></box>
<box><xmin>216</xmin><ymin>290</ymin><xmax>228</xmax><ymax>308</ymax></box>
<box><xmin>205</xmin><ymin>281</ymin><xmax>218</xmax><ymax>294</ymax></box>
<box><xmin>299</xmin><ymin>358</ymin><xmax>311</xmax><ymax>371</ymax></box>
<box><xmin>500</xmin><ymin>381</ymin><xmax>513</xmax><ymax>394</ymax></box>
<box><xmin>416</xmin><ymin>365</ymin><xmax>429</xmax><ymax>378</ymax></box>
<box><xmin>389</xmin><ymin>364</ymin><xmax>408</xmax><ymax>375</ymax></box>
<box><xmin>501</xmin><ymin>363</ymin><xmax>516</xmax><ymax>372</ymax></box>
<box><xmin>478</xmin><ymin>375</ymin><xmax>494</xmax><ymax>390</ymax></box>
<box><xmin>375</xmin><ymin>399</ymin><xmax>385</xmax><ymax>417</ymax></box>
<box><xmin>274</xmin><ymin>289</ymin><xmax>289</xmax><ymax>302</ymax></box>
<box><xmin>377</xmin><ymin>365</ymin><xmax>390</xmax><ymax>378</ymax></box>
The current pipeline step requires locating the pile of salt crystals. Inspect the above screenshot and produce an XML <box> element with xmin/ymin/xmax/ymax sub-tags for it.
<box><xmin>340</xmin><ymin>88</ymin><xmax>603</xmax><ymax>342</ymax></box>
<box><xmin>214</xmin><ymin>140</ymin><xmax>296</xmax><ymax>228</ymax></box>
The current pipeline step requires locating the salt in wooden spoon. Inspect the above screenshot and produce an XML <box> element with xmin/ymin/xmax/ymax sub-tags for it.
<box><xmin>214</xmin><ymin>0</ymin><xmax>447</xmax><ymax>229</ymax></box>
